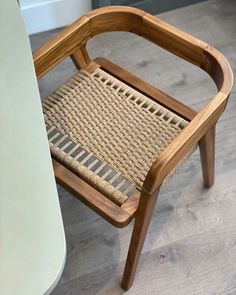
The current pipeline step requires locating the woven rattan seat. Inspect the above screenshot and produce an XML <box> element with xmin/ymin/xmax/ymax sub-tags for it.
<box><xmin>43</xmin><ymin>68</ymin><xmax>188</xmax><ymax>205</ymax></box>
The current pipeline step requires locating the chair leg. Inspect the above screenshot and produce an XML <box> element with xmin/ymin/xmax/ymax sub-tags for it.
<box><xmin>199</xmin><ymin>125</ymin><xmax>216</xmax><ymax>188</ymax></box>
<box><xmin>121</xmin><ymin>189</ymin><xmax>160</xmax><ymax>290</ymax></box>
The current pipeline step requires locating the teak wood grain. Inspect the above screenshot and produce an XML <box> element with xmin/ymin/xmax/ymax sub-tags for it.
<box><xmin>70</xmin><ymin>45</ymin><xmax>91</xmax><ymax>70</ymax></box>
<box><xmin>199</xmin><ymin>126</ymin><xmax>216</xmax><ymax>188</ymax></box>
<box><xmin>33</xmin><ymin>5</ymin><xmax>233</xmax><ymax>291</ymax></box>
<box><xmin>121</xmin><ymin>189</ymin><xmax>160</xmax><ymax>290</ymax></box>
<box><xmin>52</xmin><ymin>159</ymin><xmax>134</xmax><ymax>228</ymax></box>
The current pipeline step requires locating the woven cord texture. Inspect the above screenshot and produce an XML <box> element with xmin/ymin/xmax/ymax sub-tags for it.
<box><xmin>43</xmin><ymin>68</ymin><xmax>187</xmax><ymax>193</ymax></box>
<box><xmin>46</xmin><ymin>124</ymin><xmax>136</xmax><ymax>205</ymax></box>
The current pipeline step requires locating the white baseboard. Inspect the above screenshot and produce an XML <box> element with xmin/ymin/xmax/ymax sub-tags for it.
<box><xmin>20</xmin><ymin>0</ymin><xmax>92</xmax><ymax>35</ymax></box>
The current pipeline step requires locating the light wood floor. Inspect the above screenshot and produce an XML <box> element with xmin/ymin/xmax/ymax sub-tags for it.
<box><xmin>31</xmin><ymin>0</ymin><xmax>236</xmax><ymax>294</ymax></box>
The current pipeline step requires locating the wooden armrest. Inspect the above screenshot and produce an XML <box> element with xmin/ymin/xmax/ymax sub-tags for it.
<box><xmin>143</xmin><ymin>45</ymin><xmax>233</xmax><ymax>194</ymax></box>
<box><xmin>33</xmin><ymin>15</ymin><xmax>90</xmax><ymax>79</ymax></box>
<box><xmin>143</xmin><ymin>92</ymin><xmax>229</xmax><ymax>194</ymax></box>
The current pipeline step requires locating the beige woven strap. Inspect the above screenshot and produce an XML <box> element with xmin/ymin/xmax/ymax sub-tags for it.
<box><xmin>43</xmin><ymin>68</ymin><xmax>189</xmax><ymax>204</ymax></box>
<box><xmin>46</xmin><ymin>123</ymin><xmax>136</xmax><ymax>205</ymax></box>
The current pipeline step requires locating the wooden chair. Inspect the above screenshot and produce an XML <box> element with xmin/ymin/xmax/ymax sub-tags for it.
<box><xmin>33</xmin><ymin>6</ymin><xmax>233</xmax><ymax>290</ymax></box>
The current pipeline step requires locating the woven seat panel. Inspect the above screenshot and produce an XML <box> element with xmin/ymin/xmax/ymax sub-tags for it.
<box><xmin>43</xmin><ymin>68</ymin><xmax>188</xmax><ymax>205</ymax></box>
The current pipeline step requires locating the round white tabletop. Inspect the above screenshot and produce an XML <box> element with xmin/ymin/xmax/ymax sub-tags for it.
<box><xmin>0</xmin><ymin>1</ymin><xmax>66</xmax><ymax>294</ymax></box>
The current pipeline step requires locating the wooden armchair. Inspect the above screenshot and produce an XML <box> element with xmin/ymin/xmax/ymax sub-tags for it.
<box><xmin>33</xmin><ymin>6</ymin><xmax>233</xmax><ymax>290</ymax></box>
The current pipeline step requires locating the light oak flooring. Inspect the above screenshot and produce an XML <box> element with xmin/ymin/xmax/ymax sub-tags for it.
<box><xmin>30</xmin><ymin>0</ymin><xmax>236</xmax><ymax>294</ymax></box>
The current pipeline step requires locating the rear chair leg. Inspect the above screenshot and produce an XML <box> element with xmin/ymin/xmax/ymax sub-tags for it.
<box><xmin>199</xmin><ymin>126</ymin><xmax>216</xmax><ymax>188</ymax></box>
<box><xmin>121</xmin><ymin>188</ymin><xmax>160</xmax><ymax>290</ymax></box>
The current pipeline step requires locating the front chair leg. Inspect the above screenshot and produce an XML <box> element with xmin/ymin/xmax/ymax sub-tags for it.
<box><xmin>199</xmin><ymin>125</ymin><xmax>216</xmax><ymax>188</ymax></box>
<box><xmin>121</xmin><ymin>188</ymin><xmax>160</xmax><ymax>290</ymax></box>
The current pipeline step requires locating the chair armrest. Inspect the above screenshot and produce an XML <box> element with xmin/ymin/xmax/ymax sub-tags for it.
<box><xmin>33</xmin><ymin>15</ymin><xmax>90</xmax><ymax>79</ymax></box>
<box><xmin>143</xmin><ymin>45</ymin><xmax>233</xmax><ymax>194</ymax></box>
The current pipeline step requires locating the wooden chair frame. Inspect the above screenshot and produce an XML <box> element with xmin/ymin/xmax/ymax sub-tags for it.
<box><xmin>33</xmin><ymin>6</ymin><xmax>233</xmax><ymax>290</ymax></box>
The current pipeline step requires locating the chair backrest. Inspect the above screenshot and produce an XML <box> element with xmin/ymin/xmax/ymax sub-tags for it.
<box><xmin>34</xmin><ymin>6</ymin><xmax>233</xmax><ymax>95</ymax></box>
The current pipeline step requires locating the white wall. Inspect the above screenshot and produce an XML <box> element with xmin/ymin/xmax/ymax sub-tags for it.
<box><xmin>19</xmin><ymin>0</ymin><xmax>92</xmax><ymax>35</ymax></box>
<box><xmin>20</xmin><ymin>0</ymin><xmax>44</xmax><ymax>6</ymax></box>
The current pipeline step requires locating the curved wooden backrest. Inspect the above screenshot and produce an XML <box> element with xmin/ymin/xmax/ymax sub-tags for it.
<box><xmin>33</xmin><ymin>6</ymin><xmax>233</xmax><ymax>96</ymax></box>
